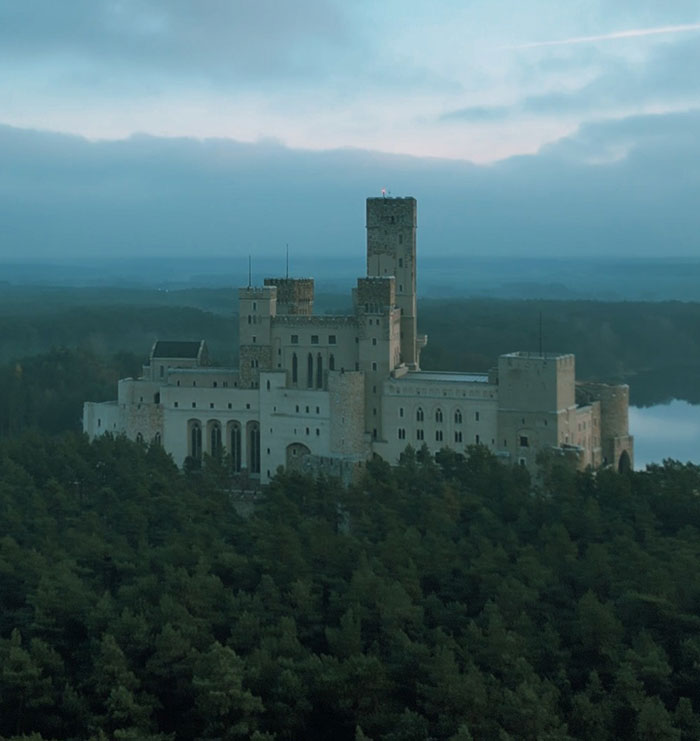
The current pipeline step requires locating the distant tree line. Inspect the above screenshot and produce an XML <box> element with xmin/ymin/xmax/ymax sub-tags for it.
<box><xmin>0</xmin><ymin>432</ymin><xmax>699</xmax><ymax>739</ymax></box>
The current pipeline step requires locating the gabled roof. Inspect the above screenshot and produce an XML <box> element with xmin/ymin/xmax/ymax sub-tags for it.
<box><xmin>151</xmin><ymin>340</ymin><xmax>204</xmax><ymax>359</ymax></box>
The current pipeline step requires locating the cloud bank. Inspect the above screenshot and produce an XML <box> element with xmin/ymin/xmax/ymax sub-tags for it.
<box><xmin>2</xmin><ymin>111</ymin><xmax>699</xmax><ymax>261</ymax></box>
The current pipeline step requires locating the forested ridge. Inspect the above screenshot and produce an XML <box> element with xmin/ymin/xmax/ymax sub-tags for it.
<box><xmin>1</xmin><ymin>432</ymin><xmax>700</xmax><ymax>739</ymax></box>
<box><xmin>2</xmin><ymin>291</ymin><xmax>700</xmax><ymax>406</ymax></box>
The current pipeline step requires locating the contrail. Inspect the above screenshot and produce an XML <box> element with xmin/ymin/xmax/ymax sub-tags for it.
<box><xmin>513</xmin><ymin>23</ymin><xmax>700</xmax><ymax>49</ymax></box>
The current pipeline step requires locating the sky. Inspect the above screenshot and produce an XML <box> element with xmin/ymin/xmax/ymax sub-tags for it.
<box><xmin>1</xmin><ymin>1</ymin><xmax>700</xmax><ymax>260</ymax></box>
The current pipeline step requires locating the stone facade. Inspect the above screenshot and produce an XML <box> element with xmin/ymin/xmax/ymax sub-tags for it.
<box><xmin>83</xmin><ymin>196</ymin><xmax>634</xmax><ymax>479</ymax></box>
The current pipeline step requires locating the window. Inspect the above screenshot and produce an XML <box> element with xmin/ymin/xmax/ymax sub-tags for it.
<box><xmin>416</xmin><ymin>407</ymin><xmax>424</xmax><ymax>422</ymax></box>
<box><xmin>213</xmin><ymin>381</ymin><xmax>217</xmax><ymax>388</ymax></box>
<box><xmin>435</xmin><ymin>408</ymin><xmax>443</xmax><ymax>423</ymax></box>
<box><xmin>266</xmin><ymin>380</ymin><xmax>271</xmax><ymax>390</ymax></box>
<box><xmin>399</xmin><ymin>257</ymin><xmax>403</xmax><ymax>267</ymax></box>
<box><xmin>398</xmin><ymin>428</ymin><xmax>406</xmax><ymax>440</ymax></box>
<box><xmin>435</xmin><ymin>430</ymin><xmax>443</xmax><ymax>442</ymax></box>
<box><xmin>316</xmin><ymin>406</ymin><xmax>320</xmax><ymax>414</ymax></box>
<box><xmin>475</xmin><ymin>411</ymin><xmax>480</xmax><ymax>421</ymax></box>
<box><xmin>291</xmin><ymin>334</ymin><xmax>299</xmax><ymax>344</ymax></box>
<box><xmin>399</xmin><ymin>407</ymin><xmax>404</xmax><ymax>418</ymax></box>
<box><xmin>454</xmin><ymin>409</ymin><xmax>462</xmax><ymax>424</ymax></box>
<box><xmin>248</xmin><ymin>423</ymin><xmax>260</xmax><ymax>474</ymax></box>
<box><xmin>372</xmin><ymin>338</ymin><xmax>377</xmax><ymax>346</ymax></box>
<box><xmin>307</xmin><ymin>353</ymin><xmax>313</xmax><ymax>387</ymax></box>
<box><xmin>247</xmin><ymin>315</ymin><xmax>252</xmax><ymax>324</ymax></box>
<box><xmin>292</xmin><ymin>353</ymin><xmax>298</xmax><ymax>383</ymax></box>
<box><xmin>192</xmin><ymin>402</ymin><xmax>196</xmax><ymax>408</ymax></box>
<box><xmin>253</xmin><ymin>301</ymin><xmax>257</xmax><ymax>311</ymax></box>
<box><xmin>316</xmin><ymin>353</ymin><xmax>323</xmax><ymax>388</ymax></box>
<box><xmin>210</xmin><ymin>423</ymin><xmax>222</xmax><ymax>457</ymax></box>
<box><xmin>189</xmin><ymin>422</ymin><xmax>202</xmax><ymax>461</ymax></box>
<box><xmin>372</xmin><ymin>362</ymin><xmax>377</xmax><ymax>371</ymax></box>
<box><xmin>209</xmin><ymin>403</ymin><xmax>214</xmax><ymax>409</ymax></box>
<box><xmin>252</xmin><ymin>336</ymin><xmax>256</xmax><ymax>343</ymax></box>
<box><xmin>475</xmin><ymin>434</ymin><xmax>480</xmax><ymax>444</ymax></box>
<box><xmin>416</xmin><ymin>429</ymin><xmax>424</xmax><ymax>441</ymax></box>
<box><xmin>174</xmin><ymin>402</ymin><xmax>179</xmax><ymax>408</ymax></box>
<box><xmin>311</xmin><ymin>335</ymin><xmax>319</xmax><ymax>344</ymax></box>
<box><xmin>329</xmin><ymin>354</ymin><xmax>335</xmax><ymax>371</ymax></box>
<box><xmin>228</xmin><ymin>403</ymin><xmax>232</xmax><ymax>409</ymax></box>
<box><xmin>455</xmin><ymin>431</ymin><xmax>463</xmax><ymax>443</ymax></box>
<box><xmin>520</xmin><ymin>436</ymin><xmax>529</xmax><ymax>448</ymax></box>
<box><xmin>329</xmin><ymin>335</ymin><xmax>336</xmax><ymax>345</ymax></box>
<box><xmin>160</xmin><ymin>365</ymin><xmax>164</xmax><ymax>378</ymax></box>
<box><xmin>136</xmin><ymin>432</ymin><xmax>144</xmax><ymax>444</ymax></box>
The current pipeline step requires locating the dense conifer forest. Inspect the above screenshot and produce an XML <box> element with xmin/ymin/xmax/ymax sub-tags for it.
<box><xmin>1</xmin><ymin>432</ymin><xmax>700</xmax><ymax>739</ymax></box>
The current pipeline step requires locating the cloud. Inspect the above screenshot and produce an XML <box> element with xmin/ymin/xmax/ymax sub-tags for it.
<box><xmin>0</xmin><ymin>0</ymin><xmax>353</xmax><ymax>85</ymax></box>
<box><xmin>1</xmin><ymin>110</ymin><xmax>700</xmax><ymax>261</ymax></box>
<box><xmin>440</xmin><ymin>34</ymin><xmax>700</xmax><ymax>124</ymax></box>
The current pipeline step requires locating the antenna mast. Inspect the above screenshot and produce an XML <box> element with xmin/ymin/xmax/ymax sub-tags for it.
<box><xmin>248</xmin><ymin>255</ymin><xmax>252</xmax><ymax>287</ymax></box>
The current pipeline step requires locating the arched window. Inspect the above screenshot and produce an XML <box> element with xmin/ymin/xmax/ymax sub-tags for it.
<box><xmin>435</xmin><ymin>408</ymin><xmax>443</xmax><ymax>423</ymax></box>
<box><xmin>154</xmin><ymin>432</ymin><xmax>162</xmax><ymax>446</ymax></box>
<box><xmin>316</xmin><ymin>353</ymin><xmax>323</xmax><ymax>388</ymax></box>
<box><xmin>229</xmin><ymin>422</ymin><xmax>241</xmax><ymax>472</ymax></box>
<box><xmin>307</xmin><ymin>353</ymin><xmax>313</xmax><ymax>388</ymax></box>
<box><xmin>416</xmin><ymin>407</ymin><xmax>424</xmax><ymax>422</ymax></box>
<box><xmin>248</xmin><ymin>422</ymin><xmax>260</xmax><ymax>474</ymax></box>
<box><xmin>292</xmin><ymin>353</ymin><xmax>298</xmax><ymax>384</ymax></box>
<box><xmin>454</xmin><ymin>409</ymin><xmax>463</xmax><ymax>425</ymax></box>
<box><xmin>189</xmin><ymin>421</ymin><xmax>202</xmax><ymax>461</ymax></box>
<box><xmin>136</xmin><ymin>432</ymin><xmax>144</xmax><ymax>444</ymax></box>
<box><xmin>329</xmin><ymin>353</ymin><xmax>335</xmax><ymax>371</ymax></box>
<box><xmin>210</xmin><ymin>422</ymin><xmax>222</xmax><ymax>457</ymax></box>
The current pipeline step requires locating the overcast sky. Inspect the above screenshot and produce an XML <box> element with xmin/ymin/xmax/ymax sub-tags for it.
<box><xmin>1</xmin><ymin>1</ymin><xmax>699</xmax><ymax>259</ymax></box>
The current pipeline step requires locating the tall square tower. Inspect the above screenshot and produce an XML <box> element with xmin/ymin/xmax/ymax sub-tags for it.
<box><xmin>366</xmin><ymin>197</ymin><xmax>418</xmax><ymax>368</ymax></box>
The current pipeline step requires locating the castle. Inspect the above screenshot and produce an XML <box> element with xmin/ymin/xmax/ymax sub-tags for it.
<box><xmin>83</xmin><ymin>196</ymin><xmax>634</xmax><ymax>479</ymax></box>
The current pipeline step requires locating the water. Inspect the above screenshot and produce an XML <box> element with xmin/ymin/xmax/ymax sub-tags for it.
<box><xmin>629</xmin><ymin>401</ymin><xmax>700</xmax><ymax>469</ymax></box>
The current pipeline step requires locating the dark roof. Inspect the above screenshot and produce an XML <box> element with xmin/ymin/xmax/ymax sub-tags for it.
<box><xmin>151</xmin><ymin>341</ymin><xmax>203</xmax><ymax>359</ymax></box>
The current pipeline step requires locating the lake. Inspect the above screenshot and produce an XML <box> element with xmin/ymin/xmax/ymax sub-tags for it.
<box><xmin>629</xmin><ymin>400</ymin><xmax>700</xmax><ymax>469</ymax></box>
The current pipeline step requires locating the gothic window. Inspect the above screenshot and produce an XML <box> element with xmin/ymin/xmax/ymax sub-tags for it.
<box><xmin>454</xmin><ymin>409</ymin><xmax>463</xmax><ymax>424</ymax></box>
<box><xmin>416</xmin><ymin>429</ymin><xmax>424</xmax><ymax>441</ymax></box>
<box><xmin>189</xmin><ymin>421</ymin><xmax>202</xmax><ymax>461</ymax></box>
<box><xmin>248</xmin><ymin>423</ymin><xmax>260</xmax><ymax>474</ymax></box>
<box><xmin>136</xmin><ymin>432</ymin><xmax>144</xmax><ymax>444</ymax></box>
<box><xmin>455</xmin><ymin>431</ymin><xmax>463</xmax><ymax>443</ymax></box>
<box><xmin>228</xmin><ymin>423</ymin><xmax>241</xmax><ymax>472</ymax></box>
<box><xmin>435</xmin><ymin>408</ymin><xmax>443</xmax><ymax>423</ymax></box>
<box><xmin>416</xmin><ymin>407</ymin><xmax>424</xmax><ymax>422</ymax></box>
<box><xmin>435</xmin><ymin>430</ymin><xmax>443</xmax><ymax>442</ymax></box>
<box><xmin>316</xmin><ymin>353</ymin><xmax>323</xmax><ymax>388</ymax></box>
<box><xmin>292</xmin><ymin>353</ymin><xmax>298</xmax><ymax>383</ymax></box>
<box><xmin>398</xmin><ymin>428</ymin><xmax>406</xmax><ymax>440</ymax></box>
<box><xmin>210</xmin><ymin>422</ymin><xmax>222</xmax><ymax>457</ymax></box>
<box><xmin>307</xmin><ymin>353</ymin><xmax>313</xmax><ymax>388</ymax></box>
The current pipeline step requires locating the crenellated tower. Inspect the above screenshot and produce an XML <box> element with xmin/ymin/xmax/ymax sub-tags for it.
<box><xmin>366</xmin><ymin>196</ymin><xmax>419</xmax><ymax>368</ymax></box>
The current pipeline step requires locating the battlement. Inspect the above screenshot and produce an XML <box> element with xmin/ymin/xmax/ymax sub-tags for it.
<box><xmin>238</xmin><ymin>286</ymin><xmax>277</xmax><ymax>300</ymax></box>
<box><xmin>355</xmin><ymin>276</ymin><xmax>396</xmax><ymax>312</ymax></box>
<box><xmin>264</xmin><ymin>278</ymin><xmax>314</xmax><ymax>315</ymax></box>
<box><xmin>366</xmin><ymin>197</ymin><xmax>417</xmax><ymax>228</ymax></box>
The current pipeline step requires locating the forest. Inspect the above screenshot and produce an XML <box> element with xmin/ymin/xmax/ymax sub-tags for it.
<box><xmin>1</xmin><ymin>433</ymin><xmax>699</xmax><ymax>739</ymax></box>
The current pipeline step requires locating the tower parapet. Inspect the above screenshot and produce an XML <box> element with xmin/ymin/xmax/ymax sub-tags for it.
<box><xmin>264</xmin><ymin>278</ymin><xmax>314</xmax><ymax>315</ymax></box>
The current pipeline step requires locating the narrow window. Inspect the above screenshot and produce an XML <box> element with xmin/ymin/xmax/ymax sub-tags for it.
<box><xmin>416</xmin><ymin>407</ymin><xmax>424</xmax><ymax>422</ymax></box>
<box><xmin>292</xmin><ymin>353</ymin><xmax>298</xmax><ymax>383</ymax></box>
<box><xmin>329</xmin><ymin>354</ymin><xmax>335</xmax><ymax>371</ymax></box>
<box><xmin>307</xmin><ymin>353</ymin><xmax>313</xmax><ymax>387</ymax></box>
<box><xmin>436</xmin><ymin>430</ymin><xmax>443</xmax><ymax>442</ymax></box>
<box><xmin>435</xmin><ymin>408</ymin><xmax>443</xmax><ymax>423</ymax></box>
<box><xmin>454</xmin><ymin>409</ymin><xmax>462</xmax><ymax>424</ymax></box>
<box><xmin>316</xmin><ymin>353</ymin><xmax>323</xmax><ymax>388</ymax></box>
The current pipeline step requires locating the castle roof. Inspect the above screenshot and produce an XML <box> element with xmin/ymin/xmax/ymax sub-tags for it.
<box><xmin>151</xmin><ymin>340</ymin><xmax>204</xmax><ymax>359</ymax></box>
